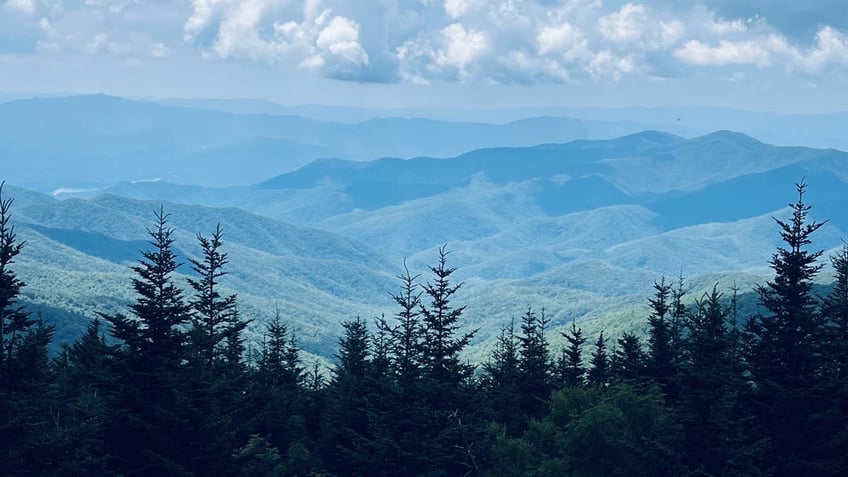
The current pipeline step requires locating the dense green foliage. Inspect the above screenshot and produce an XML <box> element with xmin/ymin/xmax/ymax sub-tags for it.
<box><xmin>1</xmin><ymin>181</ymin><xmax>847</xmax><ymax>476</ymax></box>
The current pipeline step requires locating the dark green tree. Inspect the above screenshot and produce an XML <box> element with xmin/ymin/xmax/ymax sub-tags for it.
<box><xmin>101</xmin><ymin>206</ymin><xmax>194</xmax><ymax>476</ymax></box>
<box><xmin>482</xmin><ymin>319</ymin><xmax>522</xmax><ymax>434</ymax></box>
<box><xmin>587</xmin><ymin>331</ymin><xmax>609</xmax><ymax>387</ymax></box>
<box><xmin>744</xmin><ymin>181</ymin><xmax>831</xmax><ymax>476</ymax></box>
<box><xmin>187</xmin><ymin>224</ymin><xmax>243</xmax><ymax>367</ymax></box>
<box><xmin>678</xmin><ymin>286</ymin><xmax>758</xmax><ymax>475</ymax></box>
<box><xmin>420</xmin><ymin>245</ymin><xmax>476</xmax><ymax>387</ymax></box>
<box><xmin>611</xmin><ymin>332</ymin><xmax>644</xmax><ymax>383</ymax></box>
<box><xmin>645</xmin><ymin>277</ymin><xmax>678</xmax><ymax>398</ymax></box>
<box><xmin>0</xmin><ymin>182</ymin><xmax>32</xmax><ymax>386</ymax></box>
<box><xmin>105</xmin><ymin>206</ymin><xmax>192</xmax><ymax>370</ymax></box>
<box><xmin>517</xmin><ymin>307</ymin><xmax>552</xmax><ymax>419</ymax></box>
<box><xmin>555</xmin><ymin>320</ymin><xmax>586</xmax><ymax>388</ymax></box>
<box><xmin>389</xmin><ymin>260</ymin><xmax>423</xmax><ymax>384</ymax></box>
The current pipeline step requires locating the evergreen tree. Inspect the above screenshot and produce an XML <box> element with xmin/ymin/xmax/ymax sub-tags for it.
<box><xmin>678</xmin><ymin>286</ymin><xmax>755</xmax><ymax>475</ymax></box>
<box><xmin>587</xmin><ymin>331</ymin><xmax>609</xmax><ymax>387</ymax></box>
<box><xmin>101</xmin><ymin>206</ymin><xmax>194</xmax><ymax>476</ymax></box>
<box><xmin>0</xmin><ymin>184</ymin><xmax>45</xmax><ymax>475</ymax></box>
<box><xmin>611</xmin><ymin>332</ymin><xmax>644</xmax><ymax>382</ymax></box>
<box><xmin>389</xmin><ymin>260</ymin><xmax>423</xmax><ymax>384</ymax></box>
<box><xmin>744</xmin><ymin>181</ymin><xmax>831</xmax><ymax>476</ymax></box>
<box><xmin>556</xmin><ymin>320</ymin><xmax>586</xmax><ymax>388</ymax></box>
<box><xmin>820</xmin><ymin>243</ymin><xmax>848</xmax><ymax>472</ymax></box>
<box><xmin>482</xmin><ymin>319</ymin><xmax>522</xmax><ymax>434</ymax></box>
<box><xmin>52</xmin><ymin>319</ymin><xmax>117</xmax><ymax>476</ymax></box>
<box><xmin>420</xmin><ymin>245</ymin><xmax>476</xmax><ymax>387</ymax></box>
<box><xmin>645</xmin><ymin>277</ymin><xmax>678</xmax><ymax>398</ymax></box>
<box><xmin>0</xmin><ymin>182</ymin><xmax>32</xmax><ymax>386</ymax></box>
<box><xmin>517</xmin><ymin>307</ymin><xmax>552</xmax><ymax>419</ymax></box>
<box><xmin>822</xmin><ymin>242</ymin><xmax>848</xmax><ymax>379</ymax></box>
<box><xmin>321</xmin><ymin>316</ymin><xmax>372</xmax><ymax>474</ymax></box>
<box><xmin>105</xmin><ymin>206</ymin><xmax>192</xmax><ymax>370</ymax></box>
<box><xmin>187</xmin><ymin>224</ymin><xmax>243</xmax><ymax>367</ymax></box>
<box><xmin>416</xmin><ymin>246</ymin><xmax>479</xmax><ymax>475</ymax></box>
<box><xmin>249</xmin><ymin>310</ymin><xmax>308</xmax><ymax>460</ymax></box>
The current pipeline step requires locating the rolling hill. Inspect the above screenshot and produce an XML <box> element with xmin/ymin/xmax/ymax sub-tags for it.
<box><xmin>5</xmin><ymin>128</ymin><xmax>848</xmax><ymax>360</ymax></box>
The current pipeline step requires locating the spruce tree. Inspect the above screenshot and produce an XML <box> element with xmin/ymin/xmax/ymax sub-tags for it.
<box><xmin>587</xmin><ymin>331</ymin><xmax>609</xmax><ymax>387</ymax></box>
<box><xmin>517</xmin><ymin>307</ymin><xmax>551</xmax><ymax>419</ymax></box>
<box><xmin>0</xmin><ymin>182</ymin><xmax>32</xmax><ymax>387</ymax></box>
<box><xmin>420</xmin><ymin>245</ymin><xmax>476</xmax><ymax>387</ymax></box>
<box><xmin>389</xmin><ymin>260</ymin><xmax>423</xmax><ymax>385</ymax></box>
<box><xmin>645</xmin><ymin>277</ymin><xmax>678</xmax><ymax>398</ymax></box>
<box><xmin>101</xmin><ymin>206</ymin><xmax>194</xmax><ymax>476</ymax></box>
<box><xmin>611</xmin><ymin>332</ymin><xmax>644</xmax><ymax>382</ymax></box>
<box><xmin>187</xmin><ymin>224</ymin><xmax>242</xmax><ymax>367</ymax></box>
<box><xmin>417</xmin><ymin>246</ymin><xmax>479</xmax><ymax>475</ymax></box>
<box><xmin>678</xmin><ymin>286</ymin><xmax>751</xmax><ymax>475</ymax></box>
<box><xmin>744</xmin><ymin>181</ymin><xmax>830</xmax><ymax>476</ymax></box>
<box><xmin>482</xmin><ymin>319</ymin><xmax>522</xmax><ymax>434</ymax></box>
<box><xmin>556</xmin><ymin>320</ymin><xmax>586</xmax><ymax>388</ymax></box>
<box><xmin>822</xmin><ymin>243</ymin><xmax>848</xmax><ymax>379</ymax></box>
<box><xmin>105</xmin><ymin>206</ymin><xmax>192</xmax><ymax>370</ymax></box>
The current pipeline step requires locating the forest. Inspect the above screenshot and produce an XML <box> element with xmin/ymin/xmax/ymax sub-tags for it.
<box><xmin>1</xmin><ymin>180</ymin><xmax>847</xmax><ymax>477</ymax></box>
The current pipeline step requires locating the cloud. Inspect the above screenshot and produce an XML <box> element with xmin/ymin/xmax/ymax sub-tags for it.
<box><xmin>397</xmin><ymin>22</ymin><xmax>487</xmax><ymax>83</ymax></box>
<box><xmin>598</xmin><ymin>3</ymin><xmax>647</xmax><ymax>44</ymax></box>
<box><xmin>444</xmin><ymin>0</ymin><xmax>486</xmax><ymax>20</ymax></box>
<box><xmin>4</xmin><ymin>0</ymin><xmax>35</xmax><ymax>15</ymax></box>
<box><xmin>183</xmin><ymin>0</ymin><xmax>371</xmax><ymax>79</ymax></box>
<box><xmin>675</xmin><ymin>39</ymin><xmax>769</xmax><ymax>67</ymax></box>
<box><xmin>4</xmin><ymin>0</ymin><xmax>848</xmax><ymax>87</ymax></box>
<box><xmin>537</xmin><ymin>22</ymin><xmax>588</xmax><ymax>58</ymax></box>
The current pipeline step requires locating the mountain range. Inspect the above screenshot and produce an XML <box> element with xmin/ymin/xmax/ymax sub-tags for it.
<box><xmin>3</xmin><ymin>96</ymin><xmax>847</xmax><ymax>359</ymax></box>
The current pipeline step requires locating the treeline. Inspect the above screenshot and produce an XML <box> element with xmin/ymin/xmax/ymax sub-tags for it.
<box><xmin>1</xmin><ymin>181</ymin><xmax>847</xmax><ymax>476</ymax></box>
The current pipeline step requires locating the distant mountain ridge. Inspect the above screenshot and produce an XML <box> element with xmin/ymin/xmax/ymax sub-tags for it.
<box><xmin>0</xmin><ymin>94</ymin><xmax>662</xmax><ymax>191</ymax></box>
<box><xmin>5</xmin><ymin>127</ymin><xmax>848</xmax><ymax>360</ymax></box>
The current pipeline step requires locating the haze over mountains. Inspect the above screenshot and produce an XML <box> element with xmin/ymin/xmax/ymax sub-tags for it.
<box><xmin>4</xmin><ymin>94</ymin><xmax>848</xmax><ymax>192</ymax></box>
<box><xmin>3</xmin><ymin>96</ymin><xmax>847</xmax><ymax>358</ymax></box>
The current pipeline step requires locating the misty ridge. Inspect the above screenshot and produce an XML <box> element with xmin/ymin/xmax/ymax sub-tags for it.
<box><xmin>2</xmin><ymin>93</ymin><xmax>848</xmax><ymax>476</ymax></box>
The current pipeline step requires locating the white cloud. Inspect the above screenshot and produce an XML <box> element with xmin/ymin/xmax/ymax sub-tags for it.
<box><xmin>6</xmin><ymin>0</ymin><xmax>848</xmax><ymax>88</ymax></box>
<box><xmin>444</xmin><ymin>0</ymin><xmax>486</xmax><ymax>20</ymax></box>
<box><xmin>315</xmin><ymin>16</ymin><xmax>369</xmax><ymax>67</ymax></box>
<box><xmin>438</xmin><ymin>22</ymin><xmax>487</xmax><ymax>69</ymax></box>
<box><xmin>537</xmin><ymin>22</ymin><xmax>588</xmax><ymax>60</ymax></box>
<box><xmin>182</xmin><ymin>0</ymin><xmax>369</xmax><ymax>78</ymax></box>
<box><xmin>4</xmin><ymin>0</ymin><xmax>34</xmax><ymax>14</ymax></box>
<box><xmin>598</xmin><ymin>3</ymin><xmax>647</xmax><ymax>43</ymax></box>
<box><xmin>674</xmin><ymin>39</ymin><xmax>769</xmax><ymax>66</ymax></box>
<box><xmin>396</xmin><ymin>22</ymin><xmax>487</xmax><ymax>82</ymax></box>
<box><xmin>588</xmin><ymin>49</ymin><xmax>635</xmax><ymax>80</ymax></box>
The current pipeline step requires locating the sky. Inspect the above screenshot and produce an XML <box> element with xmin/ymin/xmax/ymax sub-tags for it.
<box><xmin>1</xmin><ymin>0</ymin><xmax>848</xmax><ymax>112</ymax></box>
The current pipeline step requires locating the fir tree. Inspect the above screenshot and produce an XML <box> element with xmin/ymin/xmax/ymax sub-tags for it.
<box><xmin>0</xmin><ymin>182</ymin><xmax>32</xmax><ymax>386</ymax></box>
<box><xmin>556</xmin><ymin>320</ymin><xmax>586</xmax><ymax>388</ymax></box>
<box><xmin>517</xmin><ymin>307</ymin><xmax>552</xmax><ymax>419</ymax></box>
<box><xmin>105</xmin><ymin>206</ymin><xmax>192</xmax><ymax>370</ymax></box>
<box><xmin>187</xmin><ymin>224</ymin><xmax>243</xmax><ymax>367</ymax></box>
<box><xmin>611</xmin><ymin>332</ymin><xmax>644</xmax><ymax>382</ymax></box>
<box><xmin>420</xmin><ymin>245</ymin><xmax>476</xmax><ymax>387</ymax></box>
<box><xmin>389</xmin><ymin>260</ymin><xmax>423</xmax><ymax>384</ymax></box>
<box><xmin>645</xmin><ymin>277</ymin><xmax>678</xmax><ymax>398</ymax></box>
<box><xmin>744</xmin><ymin>181</ymin><xmax>831</xmax><ymax>476</ymax></box>
<box><xmin>101</xmin><ymin>207</ymin><xmax>194</xmax><ymax>477</ymax></box>
<box><xmin>587</xmin><ymin>331</ymin><xmax>609</xmax><ymax>387</ymax></box>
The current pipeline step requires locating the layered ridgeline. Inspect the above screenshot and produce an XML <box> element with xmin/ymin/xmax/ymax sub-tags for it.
<box><xmin>0</xmin><ymin>95</ymin><xmax>656</xmax><ymax>191</ymax></box>
<box><xmin>10</xmin><ymin>130</ymin><xmax>848</xmax><ymax>359</ymax></box>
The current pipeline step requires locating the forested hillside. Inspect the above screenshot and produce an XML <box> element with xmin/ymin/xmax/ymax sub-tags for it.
<box><xmin>2</xmin><ymin>179</ymin><xmax>847</xmax><ymax>476</ymax></box>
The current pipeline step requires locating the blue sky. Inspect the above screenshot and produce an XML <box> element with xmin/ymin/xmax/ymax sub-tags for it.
<box><xmin>2</xmin><ymin>0</ymin><xmax>847</xmax><ymax>112</ymax></box>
